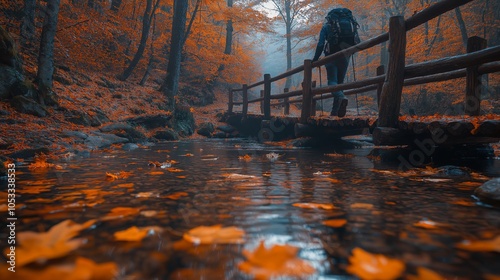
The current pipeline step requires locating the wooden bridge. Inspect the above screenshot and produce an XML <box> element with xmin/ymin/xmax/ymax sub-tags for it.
<box><xmin>222</xmin><ymin>0</ymin><xmax>500</xmax><ymax>148</ymax></box>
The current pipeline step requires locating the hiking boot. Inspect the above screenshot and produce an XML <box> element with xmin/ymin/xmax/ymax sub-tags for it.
<box><xmin>337</xmin><ymin>98</ymin><xmax>348</xmax><ymax>117</ymax></box>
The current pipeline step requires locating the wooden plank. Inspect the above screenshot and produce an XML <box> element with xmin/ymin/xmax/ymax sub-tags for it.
<box><xmin>260</xmin><ymin>90</ymin><xmax>264</xmax><ymax>114</ymax></box>
<box><xmin>405</xmin><ymin>0</ymin><xmax>474</xmax><ymax>30</ymax></box>
<box><xmin>264</xmin><ymin>74</ymin><xmax>271</xmax><ymax>119</ymax></box>
<box><xmin>378</xmin><ymin>16</ymin><xmax>406</xmax><ymax>128</ymax></box>
<box><xmin>405</xmin><ymin>45</ymin><xmax>500</xmax><ymax>78</ymax></box>
<box><xmin>228</xmin><ymin>90</ymin><xmax>233</xmax><ymax>113</ymax></box>
<box><xmin>300</xmin><ymin>59</ymin><xmax>313</xmax><ymax>124</ymax></box>
<box><xmin>465</xmin><ymin>36</ymin><xmax>487</xmax><ymax>116</ymax></box>
<box><xmin>446</xmin><ymin>121</ymin><xmax>474</xmax><ymax>137</ymax></box>
<box><xmin>373</xmin><ymin>127</ymin><xmax>412</xmax><ymax>146</ymax></box>
<box><xmin>283</xmin><ymin>88</ymin><xmax>290</xmax><ymax>115</ymax></box>
<box><xmin>242</xmin><ymin>84</ymin><xmax>248</xmax><ymax>117</ymax></box>
<box><xmin>473</xmin><ymin>120</ymin><xmax>500</xmax><ymax>137</ymax></box>
<box><xmin>376</xmin><ymin>65</ymin><xmax>385</xmax><ymax>108</ymax></box>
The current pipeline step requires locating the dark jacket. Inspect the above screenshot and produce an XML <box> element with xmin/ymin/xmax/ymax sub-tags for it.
<box><xmin>312</xmin><ymin>23</ymin><xmax>344</xmax><ymax>62</ymax></box>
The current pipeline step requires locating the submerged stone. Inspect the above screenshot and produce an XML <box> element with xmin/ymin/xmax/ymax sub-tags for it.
<box><xmin>475</xmin><ymin>178</ymin><xmax>500</xmax><ymax>205</ymax></box>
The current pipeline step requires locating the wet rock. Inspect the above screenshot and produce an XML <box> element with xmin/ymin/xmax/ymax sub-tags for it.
<box><xmin>122</xmin><ymin>143</ymin><xmax>139</xmax><ymax>151</ymax></box>
<box><xmin>90</xmin><ymin>108</ymin><xmax>109</xmax><ymax>125</ymax></box>
<box><xmin>172</xmin><ymin>105</ymin><xmax>195</xmax><ymax>136</ymax></box>
<box><xmin>217</xmin><ymin>125</ymin><xmax>236</xmax><ymax>133</ymax></box>
<box><xmin>213</xmin><ymin>131</ymin><xmax>227</xmax><ymax>138</ymax></box>
<box><xmin>153</xmin><ymin>129</ymin><xmax>179</xmax><ymax>141</ymax></box>
<box><xmin>65</xmin><ymin>109</ymin><xmax>93</xmax><ymax>126</ymax></box>
<box><xmin>474</xmin><ymin>178</ymin><xmax>500</xmax><ymax>205</ymax></box>
<box><xmin>10</xmin><ymin>95</ymin><xmax>48</xmax><ymax>117</ymax></box>
<box><xmin>62</xmin><ymin>130</ymin><xmax>88</xmax><ymax>139</ymax></box>
<box><xmin>292</xmin><ymin>137</ymin><xmax>320</xmax><ymax>148</ymax></box>
<box><xmin>436</xmin><ymin>165</ymin><xmax>471</xmax><ymax>178</ymax></box>
<box><xmin>84</xmin><ymin>135</ymin><xmax>112</xmax><ymax>150</ymax></box>
<box><xmin>9</xmin><ymin>80</ymin><xmax>37</xmax><ymax>99</ymax></box>
<box><xmin>197</xmin><ymin>122</ymin><xmax>215</xmax><ymax>137</ymax></box>
<box><xmin>8</xmin><ymin>147</ymin><xmax>50</xmax><ymax>159</ymax></box>
<box><xmin>91</xmin><ymin>131</ymin><xmax>129</xmax><ymax>144</ymax></box>
<box><xmin>100</xmin><ymin>122</ymin><xmax>145</xmax><ymax>143</ymax></box>
<box><xmin>126</xmin><ymin>114</ymin><xmax>171</xmax><ymax>129</ymax></box>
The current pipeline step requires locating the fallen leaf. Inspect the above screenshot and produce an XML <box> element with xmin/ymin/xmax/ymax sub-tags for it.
<box><xmin>0</xmin><ymin>257</ymin><xmax>117</xmax><ymax>280</ymax></box>
<box><xmin>12</xmin><ymin>219</ymin><xmax>95</xmax><ymax>267</ymax></box>
<box><xmin>238</xmin><ymin>241</ymin><xmax>315</xmax><ymax>279</ymax></box>
<box><xmin>346</xmin><ymin>247</ymin><xmax>405</xmax><ymax>280</ymax></box>
<box><xmin>484</xmin><ymin>274</ymin><xmax>500</xmax><ymax>280</ymax></box>
<box><xmin>293</xmin><ymin>203</ymin><xmax>336</xmax><ymax>210</ymax></box>
<box><xmin>350</xmin><ymin>203</ymin><xmax>374</xmax><ymax>210</ymax></box>
<box><xmin>166</xmin><ymin>192</ymin><xmax>188</xmax><ymax>200</ymax></box>
<box><xmin>105</xmin><ymin>172</ymin><xmax>119</xmax><ymax>180</ymax></box>
<box><xmin>167</xmin><ymin>168</ymin><xmax>183</xmax><ymax>173</ymax></box>
<box><xmin>114</xmin><ymin>226</ymin><xmax>148</xmax><ymax>241</ymax></box>
<box><xmin>149</xmin><ymin>171</ymin><xmax>164</xmax><ymax>175</ymax></box>
<box><xmin>455</xmin><ymin>236</ymin><xmax>500</xmax><ymax>252</ymax></box>
<box><xmin>322</xmin><ymin>219</ymin><xmax>347</xmax><ymax>228</ymax></box>
<box><xmin>413</xmin><ymin>219</ymin><xmax>442</xmax><ymax>230</ymax></box>
<box><xmin>451</xmin><ymin>199</ymin><xmax>475</xmax><ymax>207</ymax></box>
<box><xmin>407</xmin><ymin>267</ymin><xmax>445</xmax><ymax>280</ymax></box>
<box><xmin>102</xmin><ymin>207</ymin><xmax>141</xmax><ymax>221</ymax></box>
<box><xmin>183</xmin><ymin>225</ymin><xmax>245</xmax><ymax>245</ymax></box>
<box><xmin>238</xmin><ymin>154</ymin><xmax>252</xmax><ymax>161</ymax></box>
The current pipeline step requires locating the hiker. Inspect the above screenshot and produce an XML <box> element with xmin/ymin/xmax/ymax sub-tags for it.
<box><xmin>312</xmin><ymin>8</ymin><xmax>360</xmax><ymax>117</ymax></box>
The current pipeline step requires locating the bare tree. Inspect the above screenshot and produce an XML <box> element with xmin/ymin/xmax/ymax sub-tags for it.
<box><xmin>162</xmin><ymin>0</ymin><xmax>188</xmax><ymax>111</ymax></box>
<box><xmin>20</xmin><ymin>0</ymin><xmax>36</xmax><ymax>47</ymax></box>
<box><xmin>36</xmin><ymin>0</ymin><xmax>61</xmax><ymax>106</ymax></box>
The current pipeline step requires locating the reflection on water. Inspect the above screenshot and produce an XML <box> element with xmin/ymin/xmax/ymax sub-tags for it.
<box><xmin>10</xmin><ymin>139</ymin><xmax>500</xmax><ymax>279</ymax></box>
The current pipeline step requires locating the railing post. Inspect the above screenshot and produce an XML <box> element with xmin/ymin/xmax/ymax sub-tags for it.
<box><xmin>301</xmin><ymin>59</ymin><xmax>313</xmax><ymax>124</ymax></box>
<box><xmin>465</xmin><ymin>36</ymin><xmax>487</xmax><ymax>116</ymax></box>
<box><xmin>376</xmin><ymin>65</ymin><xmax>385</xmax><ymax>109</ymax></box>
<box><xmin>311</xmin><ymin>80</ymin><xmax>317</xmax><ymax>117</ymax></box>
<box><xmin>260</xmin><ymin>90</ymin><xmax>264</xmax><ymax>114</ymax></box>
<box><xmin>228</xmin><ymin>89</ymin><xmax>233</xmax><ymax>113</ymax></box>
<box><xmin>242</xmin><ymin>84</ymin><xmax>248</xmax><ymax>117</ymax></box>
<box><xmin>378</xmin><ymin>16</ymin><xmax>406</xmax><ymax>128</ymax></box>
<box><xmin>283</xmin><ymin>88</ymin><xmax>290</xmax><ymax>115</ymax></box>
<box><xmin>264</xmin><ymin>74</ymin><xmax>271</xmax><ymax>120</ymax></box>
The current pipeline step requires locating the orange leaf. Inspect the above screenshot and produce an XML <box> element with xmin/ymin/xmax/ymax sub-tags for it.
<box><xmin>183</xmin><ymin>225</ymin><xmax>245</xmax><ymax>245</ymax></box>
<box><xmin>346</xmin><ymin>247</ymin><xmax>405</xmax><ymax>280</ymax></box>
<box><xmin>293</xmin><ymin>203</ymin><xmax>336</xmax><ymax>210</ymax></box>
<box><xmin>114</xmin><ymin>226</ymin><xmax>149</xmax><ymax>241</ymax></box>
<box><xmin>407</xmin><ymin>267</ymin><xmax>445</xmax><ymax>280</ymax></box>
<box><xmin>322</xmin><ymin>219</ymin><xmax>347</xmax><ymax>228</ymax></box>
<box><xmin>455</xmin><ymin>236</ymin><xmax>500</xmax><ymax>252</ymax></box>
<box><xmin>102</xmin><ymin>207</ymin><xmax>140</xmax><ymax>221</ymax></box>
<box><xmin>238</xmin><ymin>241</ymin><xmax>315</xmax><ymax>279</ymax></box>
<box><xmin>413</xmin><ymin>219</ymin><xmax>440</xmax><ymax>229</ymax></box>
<box><xmin>350</xmin><ymin>203</ymin><xmax>374</xmax><ymax>210</ymax></box>
<box><xmin>166</xmin><ymin>192</ymin><xmax>189</xmax><ymax>200</ymax></box>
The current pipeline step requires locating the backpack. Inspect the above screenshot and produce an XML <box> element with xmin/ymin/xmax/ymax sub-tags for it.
<box><xmin>325</xmin><ymin>8</ymin><xmax>360</xmax><ymax>53</ymax></box>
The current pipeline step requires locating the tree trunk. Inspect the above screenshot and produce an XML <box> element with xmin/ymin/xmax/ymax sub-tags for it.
<box><xmin>36</xmin><ymin>0</ymin><xmax>61</xmax><ymax>106</ymax></box>
<box><xmin>163</xmin><ymin>0</ymin><xmax>188</xmax><ymax>111</ymax></box>
<box><xmin>20</xmin><ymin>0</ymin><xmax>36</xmax><ymax>47</ymax></box>
<box><xmin>284</xmin><ymin>0</ymin><xmax>292</xmax><ymax>89</ymax></box>
<box><xmin>455</xmin><ymin>7</ymin><xmax>468</xmax><ymax>50</ymax></box>
<box><xmin>118</xmin><ymin>0</ymin><xmax>155</xmax><ymax>81</ymax></box>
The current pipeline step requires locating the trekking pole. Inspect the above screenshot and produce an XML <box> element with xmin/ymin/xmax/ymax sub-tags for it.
<box><xmin>351</xmin><ymin>55</ymin><xmax>359</xmax><ymax>115</ymax></box>
<box><xmin>318</xmin><ymin>66</ymin><xmax>324</xmax><ymax>116</ymax></box>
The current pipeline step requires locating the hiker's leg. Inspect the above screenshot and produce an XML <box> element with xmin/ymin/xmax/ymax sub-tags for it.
<box><xmin>334</xmin><ymin>56</ymin><xmax>350</xmax><ymax>117</ymax></box>
<box><xmin>325</xmin><ymin>62</ymin><xmax>342</xmax><ymax>115</ymax></box>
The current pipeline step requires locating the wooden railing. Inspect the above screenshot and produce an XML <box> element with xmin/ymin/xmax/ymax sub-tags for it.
<box><xmin>228</xmin><ymin>0</ymin><xmax>500</xmax><ymax>128</ymax></box>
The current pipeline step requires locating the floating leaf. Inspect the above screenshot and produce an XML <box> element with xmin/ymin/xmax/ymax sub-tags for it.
<box><xmin>0</xmin><ymin>257</ymin><xmax>117</xmax><ymax>280</ymax></box>
<box><xmin>293</xmin><ymin>202</ymin><xmax>336</xmax><ymax>210</ymax></box>
<box><xmin>102</xmin><ymin>207</ymin><xmax>141</xmax><ymax>221</ymax></box>
<box><xmin>322</xmin><ymin>219</ymin><xmax>347</xmax><ymax>228</ymax></box>
<box><xmin>455</xmin><ymin>236</ymin><xmax>500</xmax><ymax>252</ymax></box>
<box><xmin>114</xmin><ymin>226</ymin><xmax>148</xmax><ymax>241</ymax></box>
<box><xmin>166</xmin><ymin>192</ymin><xmax>189</xmax><ymax>200</ymax></box>
<box><xmin>149</xmin><ymin>171</ymin><xmax>164</xmax><ymax>175</ymax></box>
<box><xmin>12</xmin><ymin>219</ymin><xmax>95</xmax><ymax>267</ymax></box>
<box><xmin>346</xmin><ymin>247</ymin><xmax>405</xmax><ymax>280</ymax></box>
<box><xmin>265</xmin><ymin>152</ymin><xmax>281</xmax><ymax>161</ymax></box>
<box><xmin>183</xmin><ymin>225</ymin><xmax>245</xmax><ymax>245</ymax></box>
<box><xmin>413</xmin><ymin>219</ymin><xmax>447</xmax><ymax>230</ymax></box>
<box><xmin>238</xmin><ymin>154</ymin><xmax>252</xmax><ymax>161</ymax></box>
<box><xmin>407</xmin><ymin>267</ymin><xmax>445</xmax><ymax>280</ymax></box>
<box><xmin>167</xmin><ymin>168</ymin><xmax>183</xmax><ymax>173</ymax></box>
<box><xmin>350</xmin><ymin>203</ymin><xmax>374</xmax><ymax>210</ymax></box>
<box><xmin>238</xmin><ymin>241</ymin><xmax>315</xmax><ymax>279</ymax></box>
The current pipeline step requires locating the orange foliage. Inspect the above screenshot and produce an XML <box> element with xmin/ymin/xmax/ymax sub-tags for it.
<box><xmin>347</xmin><ymin>248</ymin><xmax>405</xmax><ymax>280</ymax></box>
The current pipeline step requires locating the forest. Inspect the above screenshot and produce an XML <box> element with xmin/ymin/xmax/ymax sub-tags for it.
<box><xmin>1</xmin><ymin>0</ymin><xmax>500</xmax><ymax>279</ymax></box>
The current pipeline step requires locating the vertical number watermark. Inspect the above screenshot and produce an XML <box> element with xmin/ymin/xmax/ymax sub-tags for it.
<box><xmin>6</xmin><ymin>163</ymin><xmax>16</xmax><ymax>272</ymax></box>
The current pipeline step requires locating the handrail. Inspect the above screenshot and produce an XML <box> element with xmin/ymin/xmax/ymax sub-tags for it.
<box><xmin>228</xmin><ymin>0</ymin><xmax>496</xmax><ymax>123</ymax></box>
